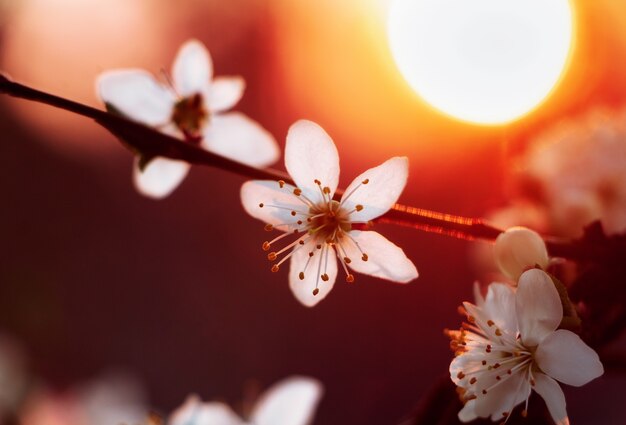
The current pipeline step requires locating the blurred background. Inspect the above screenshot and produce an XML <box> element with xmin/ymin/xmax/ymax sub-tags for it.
<box><xmin>1</xmin><ymin>0</ymin><xmax>626</xmax><ymax>423</ymax></box>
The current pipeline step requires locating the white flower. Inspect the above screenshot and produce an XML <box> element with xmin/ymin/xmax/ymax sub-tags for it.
<box><xmin>494</xmin><ymin>226</ymin><xmax>549</xmax><ymax>282</ymax></box>
<box><xmin>520</xmin><ymin>108</ymin><xmax>626</xmax><ymax>236</ymax></box>
<box><xmin>169</xmin><ymin>376</ymin><xmax>322</xmax><ymax>425</ymax></box>
<box><xmin>240</xmin><ymin>120</ymin><xmax>418</xmax><ymax>307</ymax></box>
<box><xmin>97</xmin><ymin>39</ymin><xmax>280</xmax><ymax>198</ymax></box>
<box><xmin>447</xmin><ymin>269</ymin><xmax>603</xmax><ymax>424</ymax></box>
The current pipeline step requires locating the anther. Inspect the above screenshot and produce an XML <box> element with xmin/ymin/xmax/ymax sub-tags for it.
<box><xmin>262</xmin><ymin>242</ymin><xmax>271</xmax><ymax>251</ymax></box>
<box><xmin>271</xmin><ymin>265</ymin><xmax>280</xmax><ymax>272</ymax></box>
<box><xmin>259</xmin><ymin>203</ymin><xmax>264</xmax><ymax>208</ymax></box>
<box><xmin>314</xmin><ymin>179</ymin><xmax>321</xmax><ymax>185</ymax></box>
<box><xmin>321</xmin><ymin>274</ymin><xmax>329</xmax><ymax>282</ymax></box>
<box><xmin>482</xmin><ymin>390</ymin><xmax>487</xmax><ymax>395</ymax></box>
<box><xmin>323</xmin><ymin>186</ymin><xmax>331</xmax><ymax>194</ymax></box>
<box><xmin>457</xmin><ymin>371</ymin><xmax>465</xmax><ymax>379</ymax></box>
<box><xmin>362</xmin><ymin>179</ymin><xmax>369</xmax><ymax>184</ymax></box>
<box><xmin>355</xmin><ymin>204</ymin><xmax>363</xmax><ymax>211</ymax></box>
<box><xmin>278</xmin><ymin>180</ymin><xmax>285</xmax><ymax>188</ymax></box>
<box><xmin>346</xmin><ymin>274</ymin><xmax>355</xmax><ymax>283</ymax></box>
<box><xmin>299</xmin><ymin>240</ymin><xmax>305</xmax><ymax>245</ymax></box>
<box><xmin>521</xmin><ymin>410</ymin><xmax>528</xmax><ymax>418</ymax></box>
<box><xmin>267</xmin><ymin>252</ymin><xmax>277</xmax><ymax>261</ymax></box>
<box><xmin>264</xmin><ymin>224</ymin><xmax>274</xmax><ymax>231</ymax></box>
<box><xmin>297</xmin><ymin>220</ymin><xmax>303</xmax><ymax>225</ymax></box>
<box><xmin>308</xmin><ymin>252</ymin><xmax>314</xmax><ymax>257</ymax></box>
<box><xmin>316</xmin><ymin>244</ymin><xmax>322</xmax><ymax>249</ymax></box>
<box><xmin>291</xmin><ymin>210</ymin><xmax>297</xmax><ymax>216</ymax></box>
<box><xmin>312</xmin><ymin>288</ymin><xmax>319</xmax><ymax>296</ymax></box>
<box><xmin>495</xmin><ymin>329</ymin><xmax>502</xmax><ymax>336</ymax></box>
<box><xmin>530</xmin><ymin>378</ymin><xmax>536</xmax><ymax>386</ymax></box>
<box><xmin>496</xmin><ymin>376</ymin><xmax>501</xmax><ymax>381</ymax></box>
<box><xmin>293</xmin><ymin>188</ymin><xmax>302</xmax><ymax>196</ymax></box>
<box><xmin>481</xmin><ymin>360</ymin><xmax>487</xmax><ymax>365</ymax></box>
<box><xmin>469</xmin><ymin>377</ymin><xmax>477</xmax><ymax>384</ymax></box>
<box><xmin>361</xmin><ymin>253</ymin><xmax>369</xmax><ymax>261</ymax></box>
<box><xmin>299</xmin><ymin>272</ymin><xmax>305</xmax><ymax>280</ymax></box>
<box><xmin>486</xmin><ymin>344</ymin><xmax>492</xmax><ymax>353</ymax></box>
<box><xmin>487</xmin><ymin>320</ymin><xmax>495</xmax><ymax>327</ymax></box>
<box><xmin>344</xmin><ymin>257</ymin><xmax>352</xmax><ymax>264</ymax></box>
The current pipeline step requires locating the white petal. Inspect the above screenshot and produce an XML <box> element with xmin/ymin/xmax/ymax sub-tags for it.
<box><xmin>482</xmin><ymin>283</ymin><xmax>517</xmax><ymax>334</ymax></box>
<box><xmin>284</xmin><ymin>120</ymin><xmax>340</xmax><ymax>203</ymax></box>
<box><xmin>240</xmin><ymin>180</ymin><xmax>306</xmax><ymax>230</ymax></box>
<box><xmin>202</xmin><ymin>113</ymin><xmax>280</xmax><ymax>168</ymax></box>
<box><xmin>494</xmin><ymin>226</ymin><xmax>549</xmax><ymax>281</ymax></box>
<box><xmin>458</xmin><ymin>399</ymin><xmax>478</xmax><ymax>423</ymax></box>
<box><xmin>207</xmin><ymin>77</ymin><xmax>245</xmax><ymax>112</ymax></box>
<box><xmin>515</xmin><ymin>269</ymin><xmax>562</xmax><ymax>347</ymax></box>
<box><xmin>96</xmin><ymin>70</ymin><xmax>175</xmax><ymax>126</ymax></box>
<box><xmin>340</xmin><ymin>157</ymin><xmax>409</xmax><ymax>221</ymax></box>
<box><xmin>288</xmin><ymin>241</ymin><xmax>337</xmax><ymax>307</ymax></box>
<box><xmin>173</xmin><ymin>39</ymin><xmax>213</xmax><ymax>97</ymax></box>
<box><xmin>170</xmin><ymin>396</ymin><xmax>242</xmax><ymax>425</ymax></box>
<box><xmin>474</xmin><ymin>373</ymin><xmax>530</xmax><ymax>419</ymax></box>
<box><xmin>533</xmin><ymin>373</ymin><xmax>570</xmax><ymax>425</ymax></box>
<box><xmin>342</xmin><ymin>230</ymin><xmax>418</xmax><ymax>283</ymax></box>
<box><xmin>250</xmin><ymin>376</ymin><xmax>323</xmax><ymax>425</ymax></box>
<box><xmin>133</xmin><ymin>157</ymin><xmax>190</xmax><ymax>199</ymax></box>
<box><xmin>535</xmin><ymin>329</ymin><xmax>604</xmax><ymax>387</ymax></box>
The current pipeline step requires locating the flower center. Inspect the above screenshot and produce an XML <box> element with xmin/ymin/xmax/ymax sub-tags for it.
<box><xmin>171</xmin><ymin>93</ymin><xmax>208</xmax><ymax>140</ymax></box>
<box><xmin>258</xmin><ymin>179</ymin><xmax>371</xmax><ymax>296</ymax></box>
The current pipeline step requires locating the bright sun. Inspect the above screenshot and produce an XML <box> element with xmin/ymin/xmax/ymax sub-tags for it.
<box><xmin>387</xmin><ymin>0</ymin><xmax>574</xmax><ymax>125</ymax></box>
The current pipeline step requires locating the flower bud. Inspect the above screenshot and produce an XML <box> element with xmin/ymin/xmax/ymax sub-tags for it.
<box><xmin>494</xmin><ymin>226</ymin><xmax>549</xmax><ymax>282</ymax></box>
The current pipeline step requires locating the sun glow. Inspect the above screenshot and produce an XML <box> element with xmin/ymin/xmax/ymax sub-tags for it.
<box><xmin>387</xmin><ymin>0</ymin><xmax>574</xmax><ymax>125</ymax></box>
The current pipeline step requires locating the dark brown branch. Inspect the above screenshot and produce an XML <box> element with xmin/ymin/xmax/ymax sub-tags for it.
<box><xmin>2</xmin><ymin>72</ymin><xmax>623</xmax><ymax>262</ymax></box>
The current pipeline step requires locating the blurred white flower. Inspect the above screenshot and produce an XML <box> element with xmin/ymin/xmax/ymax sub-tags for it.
<box><xmin>20</xmin><ymin>374</ymin><xmax>147</xmax><ymax>425</ymax></box>
<box><xmin>494</xmin><ymin>226</ymin><xmax>549</xmax><ymax>281</ymax></box>
<box><xmin>241</xmin><ymin>120</ymin><xmax>418</xmax><ymax>307</ymax></box>
<box><xmin>519</xmin><ymin>108</ymin><xmax>626</xmax><ymax>236</ymax></box>
<box><xmin>97</xmin><ymin>39</ymin><xmax>279</xmax><ymax>198</ymax></box>
<box><xmin>170</xmin><ymin>376</ymin><xmax>322</xmax><ymax>425</ymax></box>
<box><xmin>447</xmin><ymin>269</ymin><xmax>603</xmax><ymax>424</ymax></box>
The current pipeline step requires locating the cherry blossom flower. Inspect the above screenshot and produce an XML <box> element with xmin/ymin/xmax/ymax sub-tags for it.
<box><xmin>97</xmin><ymin>39</ymin><xmax>279</xmax><ymax>198</ymax></box>
<box><xmin>447</xmin><ymin>269</ymin><xmax>603</xmax><ymax>424</ymax></box>
<box><xmin>240</xmin><ymin>120</ymin><xmax>418</xmax><ymax>307</ymax></box>
<box><xmin>169</xmin><ymin>376</ymin><xmax>322</xmax><ymax>425</ymax></box>
<box><xmin>494</xmin><ymin>226</ymin><xmax>549</xmax><ymax>282</ymax></box>
<box><xmin>517</xmin><ymin>108</ymin><xmax>626</xmax><ymax>237</ymax></box>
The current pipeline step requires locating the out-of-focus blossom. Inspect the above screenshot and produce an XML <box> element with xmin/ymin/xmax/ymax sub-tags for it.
<box><xmin>20</xmin><ymin>374</ymin><xmax>147</xmax><ymax>425</ymax></box>
<box><xmin>97</xmin><ymin>39</ymin><xmax>279</xmax><ymax>198</ymax></box>
<box><xmin>494</xmin><ymin>226</ymin><xmax>549</xmax><ymax>282</ymax></box>
<box><xmin>518</xmin><ymin>108</ymin><xmax>626</xmax><ymax>237</ymax></box>
<box><xmin>447</xmin><ymin>269</ymin><xmax>603</xmax><ymax>424</ymax></box>
<box><xmin>169</xmin><ymin>376</ymin><xmax>322</xmax><ymax>425</ymax></box>
<box><xmin>241</xmin><ymin>120</ymin><xmax>418</xmax><ymax>307</ymax></box>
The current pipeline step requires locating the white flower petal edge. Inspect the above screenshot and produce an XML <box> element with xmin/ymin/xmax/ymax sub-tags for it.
<box><xmin>533</xmin><ymin>373</ymin><xmax>569</xmax><ymax>425</ymax></box>
<box><xmin>169</xmin><ymin>395</ymin><xmax>241</xmax><ymax>425</ymax></box>
<box><xmin>448</xmin><ymin>269</ymin><xmax>603</xmax><ymax>423</ymax></box>
<box><xmin>97</xmin><ymin>70</ymin><xmax>175</xmax><ymax>126</ymax></box>
<box><xmin>240</xmin><ymin>120</ymin><xmax>417</xmax><ymax>306</ymax></box>
<box><xmin>341</xmin><ymin>157</ymin><xmax>409</xmax><ymax>222</ymax></box>
<box><xmin>241</xmin><ymin>180</ymin><xmax>303</xmax><ymax>230</ymax></box>
<box><xmin>515</xmin><ymin>269</ymin><xmax>562</xmax><ymax>347</ymax></box>
<box><xmin>173</xmin><ymin>39</ymin><xmax>213</xmax><ymax>97</ymax></box>
<box><xmin>535</xmin><ymin>329</ymin><xmax>604</xmax><ymax>387</ymax></box>
<box><xmin>342</xmin><ymin>230</ymin><xmax>417</xmax><ymax>283</ymax></box>
<box><xmin>250</xmin><ymin>376</ymin><xmax>323</xmax><ymax>425</ymax></box>
<box><xmin>202</xmin><ymin>113</ymin><xmax>280</xmax><ymax>168</ymax></box>
<box><xmin>284</xmin><ymin>120</ymin><xmax>339</xmax><ymax>202</ymax></box>
<box><xmin>133</xmin><ymin>157</ymin><xmax>190</xmax><ymax>199</ymax></box>
<box><xmin>207</xmin><ymin>77</ymin><xmax>246</xmax><ymax>113</ymax></box>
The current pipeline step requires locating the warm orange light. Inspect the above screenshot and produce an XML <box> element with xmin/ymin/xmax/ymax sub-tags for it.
<box><xmin>387</xmin><ymin>0</ymin><xmax>575</xmax><ymax>125</ymax></box>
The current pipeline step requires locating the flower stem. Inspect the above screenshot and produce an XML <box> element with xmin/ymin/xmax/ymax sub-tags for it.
<box><xmin>0</xmin><ymin>72</ymin><xmax>616</xmax><ymax>260</ymax></box>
